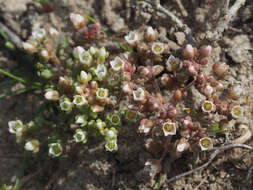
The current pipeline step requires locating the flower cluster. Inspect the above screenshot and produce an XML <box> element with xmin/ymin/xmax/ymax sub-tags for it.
<box><xmin>8</xmin><ymin>14</ymin><xmax>248</xmax><ymax>177</ymax></box>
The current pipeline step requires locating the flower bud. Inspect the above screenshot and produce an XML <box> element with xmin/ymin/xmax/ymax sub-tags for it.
<box><xmin>31</xmin><ymin>28</ymin><xmax>46</xmax><ymax>42</ymax></box>
<box><xmin>144</xmin><ymin>26</ymin><xmax>158</xmax><ymax>42</ymax></box>
<box><xmin>199</xmin><ymin>45</ymin><xmax>212</xmax><ymax>57</ymax></box>
<box><xmin>202</xmin><ymin>84</ymin><xmax>214</xmax><ymax>97</ymax></box>
<box><xmin>40</xmin><ymin>49</ymin><xmax>50</xmax><ymax>61</ymax></box>
<box><xmin>70</xmin><ymin>13</ymin><xmax>87</xmax><ymax>29</ymax></box>
<box><xmin>176</xmin><ymin>138</ymin><xmax>190</xmax><ymax>153</ymax></box>
<box><xmin>187</xmin><ymin>63</ymin><xmax>198</xmax><ymax>76</ymax></box>
<box><xmin>174</xmin><ymin>89</ymin><xmax>182</xmax><ymax>101</ymax></box>
<box><xmin>182</xmin><ymin>44</ymin><xmax>197</xmax><ymax>59</ymax></box>
<box><xmin>167</xmin><ymin>106</ymin><xmax>178</xmax><ymax>119</ymax></box>
<box><xmin>80</xmin><ymin>71</ymin><xmax>91</xmax><ymax>84</ymax></box>
<box><xmin>213</xmin><ymin>62</ymin><xmax>229</xmax><ymax>78</ymax></box>
<box><xmin>139</xmin><ymin>118</ymin><xmax>153</xmax><ymax>134</ymax></box>
<box><xmin>49</xmin><ymin>27</ymin><xmax>59</xmax><ymax>36</ymax></box>
<box><xmin>152</xmin><ymin>65</ymin><xmax>164</xmax><ymax>76</ymax></box>
<box><xmin>122</xmin><ymin>81</ymin><xmax>133</xmax><ymax>95</ymax></box>
<box><xmin>22</xmin><ymin>41</ymin><xmax>36</xmax><ymax>54</ymax></box>
<box><xmin>44</xmin><ymin>89</ymin><xmax>59</xmax><ymax>101</ymax></box>
<box><xmin>25</xmin><ymin>140</ymin><xmax>40</xmax><ymax>153</ymax></box>
<box><xmin>91</xmin><ymin>104</ymin><xmax>104</xmax><ymax>112</ymax></box>
<box><xmin>228</xmin><ymin>84</ymin><xmax>243</xmax><ymax>100</ymax></box>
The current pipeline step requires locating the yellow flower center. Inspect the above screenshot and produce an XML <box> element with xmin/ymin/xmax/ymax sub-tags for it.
<box><xmin>203</xmin><ymin>102</ymin><xmax>212</xmax><ymax>111</ymax></box>
<box><xmin>164</xmin><ymin>123</ymin><xmax>174</xmax><ymax>132</ymax></box>
<box><xmin>233</xmin><ymin>107</ymin><xmax>241</xmax><ymax>116</ymax></box>
<box><xmin>200</xmin><ymin>139</ymin><xmax>211</xmax><ymax>148</ymax></box>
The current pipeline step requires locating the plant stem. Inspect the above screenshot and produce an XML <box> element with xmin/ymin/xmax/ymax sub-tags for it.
<box><xmin>0</xmin><ymin>68</ymin><xmax>26</xmax><ymax>84</ymax></box>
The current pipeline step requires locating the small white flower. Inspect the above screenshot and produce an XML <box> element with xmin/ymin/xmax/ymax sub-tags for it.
<box><xmin>73</xmin><ymin>46</ymin><xmax>85</xmax><ymax>59</ymax></box>
<box><xmin>110</xmin><ymin>56</ymin><xmax>125</xmax><ymax>71</ymax></box>
<box><xmin>79</xmin><ymin>51</ymin><xmax>92</xmax><ymax>66</ymax></box>
<box><xmin>124</xmin><ymin>31</ymin><xmax>138</xmax><ymax>46</ymax></box>
<box><xmin>73</xmin><ymin>130</ymin><xmax>87</xmax><ymax>143</ymax></box>
<box><xmin>162</xmin><ymin>122</ymin><xmax>176</xmax><ymax>136</ymax></box>
<box><xmin>40</xmin><ymin>49</ymin><xmax>49</xmax><ymax>60</ymax></box>
<box><xmin>98</xmin><ymin>47</ymin><xmax>107</xmax><ymax>58</ymax></box>
<box><xmin>73</xmin><ymin>95</ymin><xmax>87</xmax><ymax>106</ymax></box>
<box><xmin>94</xmin><ymin>64</ymin><xmax>107</xmax><ymax>79</ymax></box>
<box><xmin>44</xmin><ymin>90</ymin><xmax>59</xmax><ymax>101</ymax></box>
<box><xmin>96</xmin><ymin>88</ymin><xmax>109</xmax><ymax>100</ymax></box>
<box><xmin>60</xmin><ymin>100</ymin><xmax>72</xmax><ymax>111</ymax></box>
<box><xmin>166</xmin><ymin>55</ymin><xmax>182</xmax><ymax>72</ymax></box>
<box><xmin>75</xmin><ymin>115</ymin><xmax>86</xmax><ymax>124</ymax></box>
<box><xmin>105</xmin><ymin>140</ymin><xmax>118</xmax><ymax>151</ymax></box>
<box><xmin>31</xmin><ymin>28</ymin><xmax>46</xmax><ymax>41</ymax></box>
<box><xmin>105</xmin><ymin>129</ymin><xmax>116</xmax><ymax>139</ymax></box>
<box><xmin>199</xmin><ymin>137</ymin><xmax>213</xmax><ymax>151</ymax></box>
<box><xmin>8</xmin><ymin>120</ymin><xmax>24</xmax><ymax>135</ymax></box>
<box><xmin>151</xmin><ymin>42</ymin><xmax>164</xmax><ymax>55</ymax></box>
<box><xmin>96</xmin><ymin>120</ymin><xmax>105</xmax><ymax>130</ymax></box>
<box><xmin>22</xmin><ymin>41</ymin><xmax>36</xmax><ymax>53</ymax></box>
<box><xmin>133</xmin><ymin>88</ymin><xmax>145</xmax><ymax>101</ymax></box>
<box><xmin>89</xmin><ymin>46</ymin><xmax>97</xmax><ymax>55</ymax></box>
<box><xmin>25</xmin><ymin>141</ymin><xmax>34</xmax><ymax>151</ymax></box>
<box><xmin>49</xmin><ymin>27</ymin><xmax>59</xmax><ymax>36</ymax></box>
<box><xmin>49</xmin><ymin>143</ymin><xmax>63</xmax><ymax>157</ymax></box>
<box><xmin>91</xmin><ymin>105</ymin><xmax>104</xmax><ymax>112</ymax></box>
<box><xmin>24</xmin><ymin>140</ymin><xmax>39</xmax><ymax>153</ymax></box>
<box><xmin>231</xmin><ymin>105</ymin><xmax>243</xmax><ymax>119</ymax></box>
<box><xmin>201</xmin><ymin>100</ymin><xmax>215</xmax><ymax>113</ymax></box>
<box><xmin>109</xmin><ymin>114</ymin><xmax>121</xmax><ymax>125</ymax></box>
<box><xmin>70</xmin><ymin>13</ymin><xmax>86</xmax><ymax>28</ymax></box>
<box><xmin>80</xmin><ymin>71</ymin><xmax>91</xmax><ymax>84</ymax></box>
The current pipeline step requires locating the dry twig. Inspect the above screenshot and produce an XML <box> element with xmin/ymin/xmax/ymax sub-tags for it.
<box><xmin>174</xmin><ymin>0</ymin><xmax>188</xmax><ymax>17</ymax></box>
<box><xmin>167</xmin><ymin>143</ymin><xmax>253</xmax><ymax>183</ymax></box>
<box><xmin>207</xmin><ymin>0</ymin><xmax>247</xmax><ymax>41</ymax></box>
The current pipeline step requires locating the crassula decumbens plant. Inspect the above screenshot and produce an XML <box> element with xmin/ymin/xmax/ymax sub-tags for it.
<box><xmin>8</xmin><ymin>13</ymin><xmax>248</xmax><ymax>176</ymax></box>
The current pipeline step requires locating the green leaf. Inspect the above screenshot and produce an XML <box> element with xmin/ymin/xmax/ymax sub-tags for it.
<box><xmin>1</xmin><ymin>184</ymin><xmax>7</xmax><ymax>190</ymax></box>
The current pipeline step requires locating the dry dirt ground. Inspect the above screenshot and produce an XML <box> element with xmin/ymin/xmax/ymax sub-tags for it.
<box><xmin>0</xmin><ymin>0</ymin><xmax>253</xmax><ymax>189</ymax></box>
